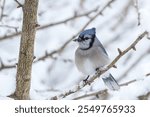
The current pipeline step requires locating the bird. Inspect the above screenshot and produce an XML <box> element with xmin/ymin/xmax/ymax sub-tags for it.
<box><xmin>74</xmin><ymin>27</ymin><xmax>120</xmax><ymax>90</ymax></box>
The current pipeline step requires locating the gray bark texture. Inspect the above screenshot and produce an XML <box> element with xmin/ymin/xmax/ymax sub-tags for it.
<box><xmin>15</xmin><ymin>0</ymin><xmax>39</xmax><ymax>100</ymax></box>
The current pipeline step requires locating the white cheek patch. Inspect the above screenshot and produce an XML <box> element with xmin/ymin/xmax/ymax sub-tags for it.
<box><xmin>79</xmin><ymin>40</ymin><xmax>91</xmax><ymax>49</ymax></box>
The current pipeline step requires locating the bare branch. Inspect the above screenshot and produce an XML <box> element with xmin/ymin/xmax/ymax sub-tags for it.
<box><xmin>119</xmin><ymin>79</ymin><xmax>137</xmax><ymax>86</ymax></box>
<box><xmin>146</xmin><ymin>73</ymin><xmax>150</xmax><ymax>77</ymax></box>
<box><xmin>73</xmin><ymin>89</ymin><xmax>107</xmax><ymax>100</ymax></box>
<box><xmin>0</xmin><ymin>64</ymin><xmax>16</xmax><ymax>71</ymax></box>
<box><xmin>0</xmin><ymin>0</ymin><xmax>6</xmax><ymax>21</ymax></box>
<box><xmin>0</xmin><ymin>58</ymin><xmax>16</xmax><ymax>71</ymax></box>
<box><xmin>0</xmin><ymin>25</ymin><xmax>18</xmax><ymax>33</ymax></box>
<box><xmin>106</xmin><ymin>31</ymin><xmax>148</xmax><ymax>70</ymax></box>
<box><xmin>14</xmin><ymin>0</ymin><xmax>23</xmax><ymax>8</ymax></box>
<box><xmin>134</xmin><ymin>0</ymin><xmax>141</xmax><ymax>26</ymax></box>
<box><xmin>138</xmin><ymin>92</ymin><xmax>150</xmax><ymax>100</ymax></box>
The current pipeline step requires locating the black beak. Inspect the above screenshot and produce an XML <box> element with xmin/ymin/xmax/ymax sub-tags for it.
<box><xmin>73</xmin><ymin>38</ymin><xmax>82</xmax><ymax>42</ymax></box>
<box><xmin>73</xmin><ymin>38</ymin><xmax>78</xmax><ymax>42</ymax></box>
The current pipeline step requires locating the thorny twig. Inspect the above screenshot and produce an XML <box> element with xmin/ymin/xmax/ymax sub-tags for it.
<box><xmin>49</xmin><ymin>31</ymin><xmax>148</xmax><ymax>99</ymax></box>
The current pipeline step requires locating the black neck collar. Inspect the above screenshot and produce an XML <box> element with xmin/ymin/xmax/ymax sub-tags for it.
<box><xmin>80</xmin><ymin>35</ymin><xmax>95</xmax><ymax>50</ymax></box>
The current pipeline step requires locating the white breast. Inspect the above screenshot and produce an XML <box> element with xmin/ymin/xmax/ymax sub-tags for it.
<box><xmin>75</xmin><ymin>46</ymin><xmax>110</xmax><ymax>75</ymax></box>
<box><xmin>81</xmin><ymin>58</ymin><xmax>95</xmax><ymax>75</ymax></box>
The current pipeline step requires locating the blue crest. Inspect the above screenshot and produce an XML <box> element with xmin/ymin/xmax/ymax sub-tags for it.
<box><xmin>79</xmin><ymin>28</ymin><xmax>96</xmax><ymax>37</ymax></box>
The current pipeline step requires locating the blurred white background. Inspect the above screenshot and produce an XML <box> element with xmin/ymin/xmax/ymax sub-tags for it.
<box><xmin>0</xmin><ymin>0</ymin><xmax>150</xmax><ymax>100</ymax></box>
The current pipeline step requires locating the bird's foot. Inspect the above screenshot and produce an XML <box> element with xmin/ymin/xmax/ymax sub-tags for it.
<box><xmin>83</xmin><ymin>75</ymin><xmax>90</xmax><ymax>85</ymax></box>
<box><xmin>95</xmin><ymin>66</ymin><xmax>107</xmax><ymax>74</ymax></box>
<box><xmin>95</xmin><ymin>67</ymin><xmax>100</xmax><ymax>72</ymax></box>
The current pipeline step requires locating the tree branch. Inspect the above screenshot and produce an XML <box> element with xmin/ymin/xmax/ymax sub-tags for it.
<box><xmin>146</xmin><ymin>73</ymin><xmax>150</xmax><ymax>77</ymax></box>
<box><xmin>73</xmin><ymin>89</ymin><xmax>107</xmax><ymax>100</ymax></box>
<box><xmin>138</xmin><ymin>92</ymin><xmax>150</xmax><ymax>100</ymax></box>
<box><xmin>0</xmin><ymin>58</ymin><xmax>16</xmax><ymax>71</ymax></box>
<box><xmin>0</xmin><ymin>24</ymin><xmax>18</xmax><ymax>33</ymax></box>
<box><xmin>14</xmin><ymin>0</ymin><xmax>23</xmax><ymax>8</ymax></box>
<box><xmin>134</xmin><ymin>0</ymin><xmax>141</xmax><ymax>26</ymax></box>
<box><xmin>0</xmin><ymin>0</ymin><xmax>6</xmax><ymax>21</ymax></box>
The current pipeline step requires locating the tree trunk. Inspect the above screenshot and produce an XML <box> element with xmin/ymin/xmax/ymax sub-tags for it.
<box><xmin>15</xmin><ymin>0</ymin><xmax>39</xmax><ymax>100</ymax></box>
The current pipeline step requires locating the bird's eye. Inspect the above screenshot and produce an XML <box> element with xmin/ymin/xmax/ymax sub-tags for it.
<box><xmin>84</xmin><ymin>37</ymin><xmax>89</xmax><ymax>40</ymax></box>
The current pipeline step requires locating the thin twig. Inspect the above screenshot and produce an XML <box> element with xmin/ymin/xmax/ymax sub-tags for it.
<box><xmin>0</xmin><ymin>25</ymin><xmax>18</xmax><ymax>33</ymax></box>
<box><xmin>145</xmin><ymin>73</ymin><xmax>150</xmax><ymax>77</ymax></box>
<box><xmin>73</xmin><ymin>89</ymin><xmax>107</xmax><ymax>100</ymax></box>
<box><xmin>0</xmin><ymin>58</ymin><xmax>16</xmax><ymax>71</ymax></box>
<box><xmin>138</xmin><ymin>92</ymin><xmax>150</xmax><ymax>100</ymax></box>
<box><xmin>119</xmin><ymin>79</ymin><xmax>137</xmax><ymax>86</ymax></box>
<box><xmin>134</xmin><ymin>0</ymin><xmax>141</xmax><ymax>26</ymax></box>
<box><xmin>0</xmin><ymin>0</ymin><xmax>6</xmax><ymax>21</ymax></box>
<box><xmin>14</xmin><ymin>0</ymin><xmax>23</xmax><ymax>8</ymax></box>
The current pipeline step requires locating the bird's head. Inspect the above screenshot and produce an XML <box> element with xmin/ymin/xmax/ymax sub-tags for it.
<box><xmin>74</xmin><ymin>28</ymin><xmax>96</xmax><ymax>50</ymax></box>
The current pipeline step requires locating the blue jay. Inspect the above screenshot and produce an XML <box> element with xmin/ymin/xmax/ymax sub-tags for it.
<box><xmin>74</xmin><ymin>28</ymin><xmax>120</xmax><ymax>90</ymax></box>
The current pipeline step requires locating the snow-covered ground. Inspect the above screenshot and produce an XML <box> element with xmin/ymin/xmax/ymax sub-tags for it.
<box><xmin>0</xmin><ymin>0</ymin><xmax>150</xmax><ymax>100</ymax></box>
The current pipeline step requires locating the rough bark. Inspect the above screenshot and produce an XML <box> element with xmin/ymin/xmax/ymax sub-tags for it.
<box><xmin>15</xmin><ymin>0</ymin><xmax>39</xmax><ymax>100</ymax></box>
